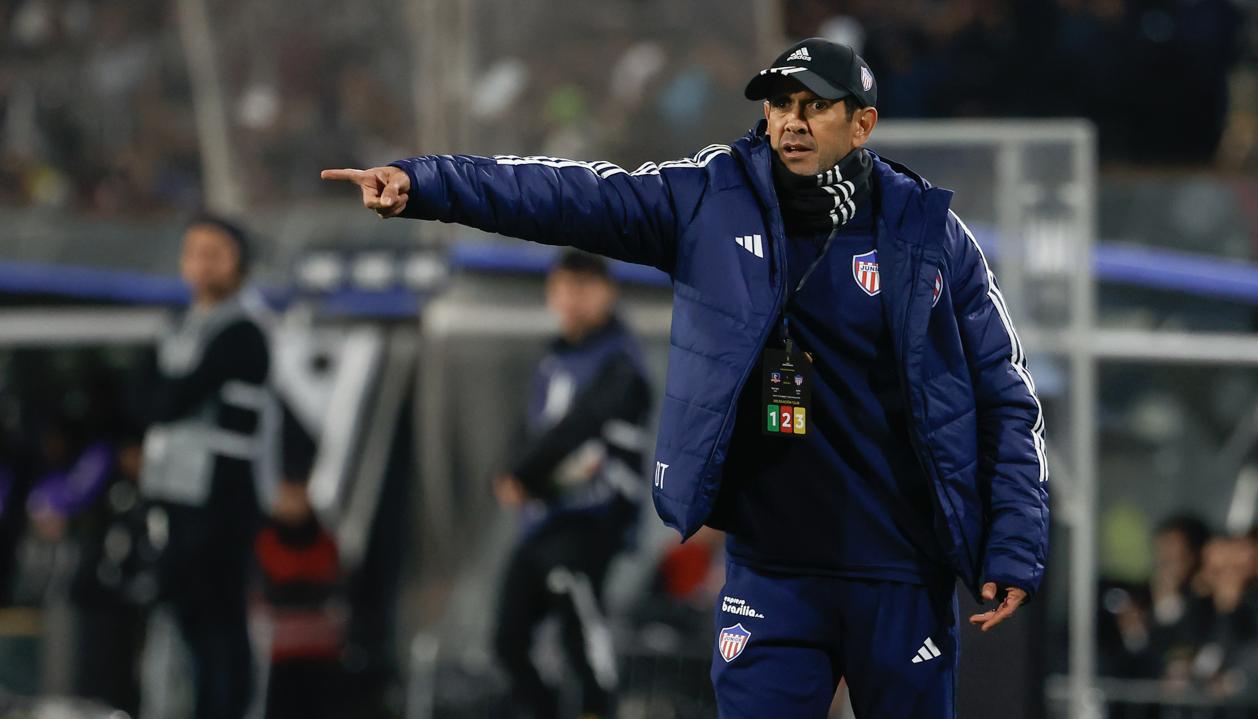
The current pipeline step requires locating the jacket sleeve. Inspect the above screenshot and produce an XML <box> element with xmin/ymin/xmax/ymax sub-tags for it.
<box><xmin>389</xmin><ymin>152</ymin><xmax>708</xmax><ymax>274</ymax></box>
<box><xmin>512</xmin><ymin>353</ymin><xmax>650</xmax><ymax>499</ymax></box>
<box><xmin>947</xmin><ymin>211</ymin><xmax>1049</xmax><ymax>596</ymax></box>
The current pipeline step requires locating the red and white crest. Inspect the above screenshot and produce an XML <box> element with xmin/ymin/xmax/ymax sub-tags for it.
<box><xmin>718</xmin><ymin>623</ymin><xmax>751</xmax><ymax>663</ymax></box>
<box><xmin>852</xmin><ymin>250</ymin><xmax>881</xmax><ymax>296</ymax></box>
<box><xmin>932</xmin><ymin>269</ymin><xmax>943</xmax><ymax>307</ymax></box>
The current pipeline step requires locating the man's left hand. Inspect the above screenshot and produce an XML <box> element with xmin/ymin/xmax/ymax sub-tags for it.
<box><xmin>967</xmin><ymin>582</ymin><xmax>1027</xmax><ymax>632</ymax></box>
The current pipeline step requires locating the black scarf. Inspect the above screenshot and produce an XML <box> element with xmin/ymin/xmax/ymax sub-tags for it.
<box><xmin>772</xmin><ymin>147</ymin><xmax>873</xmax><ymax>237</ymax></box>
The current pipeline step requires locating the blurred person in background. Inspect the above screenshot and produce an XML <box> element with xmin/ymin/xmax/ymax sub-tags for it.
<box><xmin>18</xmin><ymin>412</ymin><xmax>148</xmax><ymax>709</ymax></box>
<box><xmin>491</xmin><ymin>250</ymin><xmax>652</xmax><ymax>719</ymax></box>
<box><xmin>1175</xmin><ymin>532</ymin><xmax>1258</xmax><ymax>698</ymax></box>
<box><xmin>255</xmin><ymin>403</ymin><xmax>344</xmax><ymax>719</ymax></box>
<box><xmin>1100</xmin><ymin>514</ymin><xmax>1214</xmax><ymax>681</ymax></box>
<box><xmin>62</xmin><ymin>425</ymin><xmax>156</xmax><ymax>715</ymax></box>
<box><xmin>325</xmin><ymin>36</ymin><xmax>1048</xmax><ymax>719</ymax></box>
<box><xmin>1149</xmin><ymin>514</ymin><xmax>1213</xmax><ymax>674</ymax></box>
<box><xmin>255</xmin><ymin>480</ymin><xmax>343</xmax><ymax>719</ymax></box>
<box><xmin>140</xmin><ymin>214</ymin><xmax>270</xmax><ymax>719</ymax></box>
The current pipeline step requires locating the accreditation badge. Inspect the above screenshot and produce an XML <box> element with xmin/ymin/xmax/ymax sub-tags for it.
<box><xmin>760</xmin><ymin>346</ymin><xmax>812</xmax><ymax>437</ymax></box>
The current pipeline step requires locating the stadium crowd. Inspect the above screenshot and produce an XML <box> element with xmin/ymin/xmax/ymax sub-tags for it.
<box><xmin>1101</xmin><ymin>515</ymin><xmax>1258</xmax><ymax>703</ymax></box>
<box><xmin>786</xmin><ymin>0</ymin><xmax>1254</xmax><ymax>165</ymax></box>
<box><xmin>1</xmin><ymin>0</ymin><xmax>1254</xmax><ymax>215</ymax></box>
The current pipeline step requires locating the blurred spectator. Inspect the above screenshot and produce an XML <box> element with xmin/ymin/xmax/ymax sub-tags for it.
<box><xmin>492</xmin><ymin>250</ymin><xmax>652</xmax><ymax>719</ymax></box>
<box><xmin>1</xmin><ymin>0</ymin><xmax>1251</xmax><ymax>221</ymax></box>
<box><xmin>786</xmin><ymin>0</ymin><xmax>1252</xmax><ymax>165</ymax></box>
<box><xmin>1102</xmin><ymin>515</ymin><xmax>1258</xmax><ymax>702</ymax></box>
<box><xmin>630</xmin><ymin>526</ymin><xmax>725</xmax><ymax>648</ymax></box>
<box><xmin>255</xmin><ymin>478</ymin><xmax>344</xmax><ymax>719</ymax></box>
<box><xmin>61</xmin><ymin>428</ymin><xmax>154</xmax><ymax>715</ymax></box>
<box><xmin>139</xmin><ymin>214</ymin><xmax>271</xmax><ymax>719</ymax></box>
<box><xmin>1183</xmin><ymin>532</ymin><xmax>1258</xmax><ymax>697</ymax></box>
<box><xmin>1149</xmin><ymin>513</ymin><xmax>1213</xmax><ymax>665</ymax></box>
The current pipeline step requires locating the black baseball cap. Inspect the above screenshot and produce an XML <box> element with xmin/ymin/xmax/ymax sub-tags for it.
<box><xmin>744</xmin><ymin>38</ymin><xmax>877</xmax><ymax>107</ymax></box>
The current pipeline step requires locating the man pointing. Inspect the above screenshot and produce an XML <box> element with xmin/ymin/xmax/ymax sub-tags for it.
<box><xmin>325</xmin><ymin>37</ymin><xmax>1048</xmax><ymax>719</ymax></box>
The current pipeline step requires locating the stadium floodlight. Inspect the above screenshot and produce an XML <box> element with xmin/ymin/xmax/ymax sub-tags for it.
<box><xmin>295</xmin><ymin>252</ymin><xmax>344</xmax><ymax>292</ymax></box>
<box><xmin>403</xmin><ymin>252</ymin><xmax>448</xmax><ymax>292</ymax></box>
<box><xmin>350</xmin><ymin>252</ymin><xmax>396</xmax><ymax>291</ymax></box>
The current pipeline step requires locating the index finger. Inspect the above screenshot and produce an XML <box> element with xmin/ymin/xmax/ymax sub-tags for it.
<box><xmin>320</xmin><ymin>168</ymin><xmax>365</xmax><ymax>182</ymax></box>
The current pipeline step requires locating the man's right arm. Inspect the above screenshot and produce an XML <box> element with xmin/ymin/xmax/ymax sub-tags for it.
<box><xmin>324</xmin><ymin>149</ymin><xmax>722</xmax><ymax>274</ymax></box>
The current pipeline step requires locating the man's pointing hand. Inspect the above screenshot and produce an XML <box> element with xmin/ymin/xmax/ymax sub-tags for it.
<box><xmin>320</xmin><ymin>166</ymin><xmax>411</xmax><ymax>218</ymax></box>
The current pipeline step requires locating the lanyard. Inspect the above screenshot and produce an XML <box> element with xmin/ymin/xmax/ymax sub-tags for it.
<box><xmin>781</xmin><ymin>225</ymin><xmax>841</xmax><ymax>353</ymax></box>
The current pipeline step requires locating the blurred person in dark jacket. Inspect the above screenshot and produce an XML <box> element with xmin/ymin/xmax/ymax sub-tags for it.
<box><xmin>140</xmin><ymin>214</ymin><xmax>272</xmax><ymax>719</ymax></box>
<box><xmin>64</xmin><ymin>427</ymin><xmax>158</xmax><ymax>715</ymax></box>
<box><xmin>1177</xmin><ymin>533</ymin><xmax>1258</xmax><ymax>698</ymax></box>
<box><xmin>493</xmin><ymin>250</ymin><xmax>652</xmax><ymax>719</ymax></box>
<box><xmin>256</xmin><ymin>403</ymin><xmax>344</xmax><ymax>719</ymax></box>
<box><xmin>1149</xmin><ymin>515</ymin><xmax>1213</xmax><ymax>677</ymax></box>
<box><xmin>256</xmin><ymin>480</ymin><xmax>343</xmax><ymax>719</ymax></box>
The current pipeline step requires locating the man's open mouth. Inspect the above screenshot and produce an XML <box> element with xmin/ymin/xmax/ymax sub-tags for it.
<box><xmin>781</xmin><ymin>142</ymin><xmax>814</xmax><ymax>157</ymax></box>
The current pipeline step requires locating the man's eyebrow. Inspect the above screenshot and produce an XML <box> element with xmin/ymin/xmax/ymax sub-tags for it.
<box><xmin>769</xmin><ymin>92</ymin><xmax>823</xmax><ymax>102</ymax></box>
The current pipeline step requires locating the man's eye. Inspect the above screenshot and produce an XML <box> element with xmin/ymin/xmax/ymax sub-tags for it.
<box><xmin>812</xmin><ymin>101</ymin><xmax>829</xmax><ymax>111</ymax></box>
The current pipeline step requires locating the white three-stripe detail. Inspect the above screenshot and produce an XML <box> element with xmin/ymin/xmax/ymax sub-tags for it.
<box><xmin>951</xmin><ymin>211</ymin><xmax>1048</xmax><ymax>486</ymax></box>
<box><xmin>821</xmin><ymin>182</ymin><xmax>857</xmax><ymax>228</ymax></box>
<box><xmin>735</xmin><ymin>234</ymin><xmax>763</xmax><ymax>258</ymax></box>
<box><xmin>911</xmin><ymin>637</ymin><xmax>943</xmax><ymax>664</ymax></box>
<box><xmin>495</xmin><ymin>145</ymin><xmax>731</xmax><ymax>179</ymax></box>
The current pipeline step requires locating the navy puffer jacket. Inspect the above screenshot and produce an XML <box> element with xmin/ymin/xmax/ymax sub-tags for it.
<box><xmin>391</xmin><ymin>121</ymin><xmax>1049</xmax><ymax>599</ymax></box>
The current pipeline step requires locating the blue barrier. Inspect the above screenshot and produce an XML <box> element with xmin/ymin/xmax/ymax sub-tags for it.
<box><xmin>1094</xmin><ymin>243</ymin><xmax>1258</xmax><ymax>304</ymax></box>
<box><xmin>447</xmin><ymin>242</ymin><xmax>670</xmax><ymax>286</ymax></box>
<box><xmin>2</xmin><ymin>234</ymin><xmax>1257</xmax><ymax>313</ymax></box>
<box><xmin>0</xmin><ymin>261</ymin><xmax>189</xmax><ymax>304</ymax></box>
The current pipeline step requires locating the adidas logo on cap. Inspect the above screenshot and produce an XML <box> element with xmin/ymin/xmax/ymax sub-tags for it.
<box><xmin>786</xmin><ymin>47</ymin><xmax>811</xmax><ymax>62</ymax></box>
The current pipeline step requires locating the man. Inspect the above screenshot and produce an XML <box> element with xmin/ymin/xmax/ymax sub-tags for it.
<box><xmin>493</xmin><ymin>250</ymin><xmax>651</xmax><ymax>719</ymax></box>
<box><xmin>141</xmin><ymin>215</ymin><xmax>271</xmax><ymax>719</ymax></box>
<box><xmin>324</xmin><ymin>37</ymin><xmax>1048</xmax><ymax>718</ymax></box>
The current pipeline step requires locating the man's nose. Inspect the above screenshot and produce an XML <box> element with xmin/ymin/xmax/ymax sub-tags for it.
<box><xmin>784</xmin><ymin>110</ymin><xmax>809</xmax><ymax>133</ymax></box>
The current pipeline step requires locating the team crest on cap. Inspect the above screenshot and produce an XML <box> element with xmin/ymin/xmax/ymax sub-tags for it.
<box><xmin>860</xmin><ymin>66</ymin><xmax>874</xmax><ymax>92</ymax></box>
<box><xmin>932</xmin><ymin>269</ymin><xmax>943</xmax><ymax>307</ymax></box>
<box><xmin>718</xmin><ymin>623</ymin><xmax>751</xmax><ymax>663</ymax></box>
<box><xmin>852</xmin><ymin>250</ymin><xmax>881</xmax><ymax>296</ymax></box>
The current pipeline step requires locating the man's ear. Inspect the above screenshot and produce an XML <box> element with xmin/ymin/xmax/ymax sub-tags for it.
<box><xmin>851</xmin><ymin>107</ymin><xmax>879</xmax><ymax>149</ymax></box>
<box><xmin>763</xmin><ymin>100</ymin><xmax>771</xmax><ymax>123</ymax></box>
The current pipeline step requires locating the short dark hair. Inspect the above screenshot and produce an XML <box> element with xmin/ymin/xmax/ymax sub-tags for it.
<box><xmin>552</xmin><ymin>249</ymin><xmax>611</xmax><ymax>281</ymax></box>
<box><xmin>185</xmin><ymin>212</ymin><xmax>251</xmax><ymax>277</ymax></box>
<box><xmin>839</xmin><ymin>96</ymin><xmax>864</xmax><ymax>121</ymax></box>
<box><xmin>1155</xmin><ymin>513</ymin><xmax>1211</xmax><ymax>554</ymax></box>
